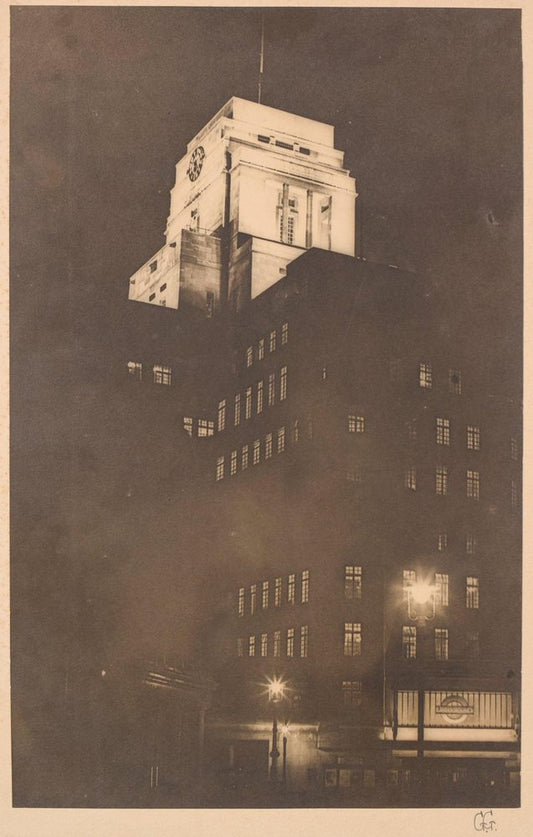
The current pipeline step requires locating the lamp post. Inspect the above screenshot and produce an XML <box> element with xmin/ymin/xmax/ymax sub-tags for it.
<box><xmin>280</xmin><ymin>723</ymin><xmax>289</xmax><ymax>789</ymax></box>
<box><xmin>407</xmin><ymin>581</ymin><xmax>436</xmax><ymax>773</ymax></box>
<box><xmin>267</xmin><ymin>677</ymin><xmax>286</xmax><ymax>783</ymax></box>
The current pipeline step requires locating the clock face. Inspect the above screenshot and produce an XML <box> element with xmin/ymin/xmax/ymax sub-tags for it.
<box><xmin>187</xmin><ymin>146</ymin><xmax>205</xmax><ymax>181</ymax></box>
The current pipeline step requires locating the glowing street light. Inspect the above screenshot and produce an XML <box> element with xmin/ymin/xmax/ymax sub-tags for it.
<box><xmin>408</xmin><ymin>579</ymin><xmax>436</xmax><ymax>623</ymax></box>
<box><xmin>266</xmin><ymin>676</ymin><xmax>287</xmax><ymax>782</ymax></box>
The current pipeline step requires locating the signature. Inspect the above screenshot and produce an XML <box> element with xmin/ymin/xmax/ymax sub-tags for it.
<box><xmin>474</xmin><ymin>810</ymin><xmax>497</xmax><ymax>832</ymax></box>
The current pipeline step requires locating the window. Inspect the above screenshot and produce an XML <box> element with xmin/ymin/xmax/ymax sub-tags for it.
<box><xmin>344</xmin><ymin>622</ymin><xmax>362</xmax><ymax>656</ymax></box>
<box><xmin>277</xmin><ymin>426</ymin><xmax>286</xmax><ymax>454</ymax></box>
<box><xmin>466</xmin><ymin>533</ymin><xmax>477</xmax><ymax>555</ymax></box>
<box><xmin>273</xmin><ymin>630</ymin><xmax>281</xmax><ymax>658</ymax></box>
<box><xmin>466</xmin><ymin>576</ymin><xmax>479</xmax><ymax>609</ymax></box>
<box><xmin>467</xmin><ymin>425</ymin><xmax>480</xmax><ymax>451</ymax></box>
<box><xmin>257</xmin><ymin>380</ymin><xmax>264</xmax><ymax>414</ymax></box>
<box><xmin>159</xmin><ymin>282</ymin><xmax>167</xmax><ymax>293</ymax></box>
<box><xmin>274</xmin><ymin>577</ymin><xmax>282</xmax><ymax>607</ymax></box>
<box><xmin>268</xmin><ymin>373</ymin><xmax>276</xmax><ymax>407</ymax></box>
<box><xmin>253</xmin><ymin>439</ymin><xmax>260</xmax><ymax>465</ymax></box>
<box><xmin>246</xmin><ymin>346</ymin><xmax>253</xmax><ymax>368</ymax></box>
<box><xmin>406</xmin><ymin>419</ymin><xmax>417</xmax><ymax>441</ymax></box>
<box><xmin>198</xmin><ymin>419</ymin><xmax>214</xmax><ymax>437</ymax></box>
<box><xmin>269</xmin><ymin>330</ymin><xmax>277</xmax><ymax>353</ymax></box>
<box><xmin>238</xmin><ymin>587</ymin><xmax>245</xmax><ymax>617</ymax></box>
<box><xmin>511</xmin><ymin>480</ymin><xmax>519</xmax><ymax>510</ymax></box>
<box><xmin>245</xmin><ymin>387</ymin><xmax>252</xmax><ymax>420</ymax></box>
<box><xmin>342</xmin><ymin>680</ymin><xmax>362</xmax><ymax>706</ymax></box>
<box><xmin>291</xmin><ymin>420</ymin><xmax>299</xmax><ymax>444</ymax></box>
<box><xmin>281</xmin><ymin>322</ymin><xmax>289</xmax><ymax>345</ymax></box>
<box><xmin>261</xmin><ymin>633</ymin><xmax>268</xmax><ymax>657</ymax></box>
<box><xmin>206</xmin><ymin>291</ymin><xmax>214</xmax><ymax>318</ymax></box>
<box><xmin>300</xmin><ymin>625</ymin><xmax>309</xmax><ymax>658</ymax></box>
<box><xmin>449</xmin><ymin>369</ymin><xmax>462</xmax><ymax>395</ymax></box>
<box><xmin>436</xmin><ymin>466</ymin><xmax>448</xmax><ymax>496</ymax></box>
<box><xmin>405</xmin><ymin>466</ymin><xmax>417</xmax><ymax>491</ymax></box>
<box><xmin>435</xmin><ymin>628</ymin><xmax>449</xmax><ymax>661</ymax></box>
<box><xmin>321</xmin><ymin>365</ymin><xmax>328</xmax><ymax>381</ymax></box>
<box><xmin>258</xmin><ymin>338</ymin><xmax>265</xmax><ymax>361</ymax></box>
<box><xmin>230</xmin><ymin>450</ymin><xmax>238</xmax><ymax>476</ymax></box>
<box><xmin>348</xmin><ymin>415</ymin><xmax>365</xmax><ymax>433</ymax></box>
<box><xmin>403</xmin><ymin>570</ymin><xmax>416</xmax><ymax>601</ymax></box>
<box><xmin>262</xmin><ymin>581</ymin><xmax>269</xmax><ymax>609</ymax></box>
<box><xmin>265</xmin><ymin>433</ymin><xmax>273</xmax><ymax>459</ymax></box>
<box><xmin>241</xmin><ymin>444</ymin><xmax>249</xmax><ymax>470</ymax></box>
<box><xmin>301</xmin><ymin>570</ymin><xmax>309</xmax><ymax>604</ymax></box>
<box><xmin>153</xmin><ymin>364</ymin><xmax>172</xmax><ymax>385</ymax></box>
<box><xmin>237</xmin><ymin>638</ymin><xmax>244</xmax><ymax>657</ymax></box>
<box><xmin>510</xmin><ymin>437</ymin><xmax>519</xmax><ymax>461</ymax></box>
<box><xmin>419</xmin><ymin>362</ymin><xmax>432</xmax><ymax>389</ymax></box>
<box><xmin>434</xmin><ymin>573</ymin><xmax>449</xmax><ymax>607</ymax></box>
<box><xmin>437</xmin><ymin>533</ymin><xmax>448</xmax><ymax>552</ymax></box>
<box><xmin>287</xmin><ymin>628</ymin><xmax>295</xmax><ymax>657</ymax></box>
<box><xmin>287</xmin><ymin>573</ymin><xmax>295</xmax><ymax>604</ymax></box>
<box><xmin>346</xmin><ymin>468</ymin><xmax>361</xmax><ymax>484</ymax></box>
<box><xmin>436</xmin><ymin>418</ymin><xmax>450</xmax><ymax>446</ymax></box>
<box><xmin>466</xmin><ymin>469</ymin><xmax>480</xmax><ymax>500</ymax></box>
<box><xmin>280</xmin><ymin>366</ymin><xmax>288</xmax><ymax>401</ymax></box>
<box><xmin>234</xmin><ymin>394</ymin><xmax>241</xmax><ymax>426</ymax></box>
<box><xmin>217</xmin><ymin>399</ymin><xmax>226</xmax><ymax>432</ymax></box>
<box><xmin>149</xmin><ymin>260</ymin><xmax>158</xmax><ymax>273</ymax></box>
<box><xmin>248</xmin><ymin>635</ymin><xmax>256</xmax><ymax>657</ymax></box>
<box><xmin>183</xmin><ymin>417</ymin><xmax>193</xmax><ymax>437</ymax></box>
<box><xmin>402</xmin><ymin>626</ymin><xmax>417</xmax><ymax>659</ymax></box>
<box><xmin>159</xmin><ymin>299</ymin><xmax>166</xmax><ymax>307</ymax></box>
<box><xmin>344</xmin><ymin>566</ymin><xmax>362</xmax><ymax>600</ymax></box>
<box><xmin>215</xmin><ymin>456</ymin><xmax>224</xmax><ymax>482</ymax></box>
<box><xmin>250</xmin><ymin>584</ymin><xmax>257</xmax><ymax>615</ymax></box>
<box><xmin>127</xmin><ymin>361</ymin><xmax>143</xmax><ymax>380</ymax></box>
<box><xmin>149</xmin><ymin>293</ymin><xmax>156</xmax><ymax>302</ymax></box>
<box><xmin>466</xmin><ymin>630</ymin><xmax>479</xmax><ymax>659</ymax></box>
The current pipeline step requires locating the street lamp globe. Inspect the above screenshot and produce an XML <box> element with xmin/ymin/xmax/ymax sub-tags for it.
<box><xmin>411</xmin><ymin>581</ymin><xmax>434</xmax><ymax>605</ymax></box>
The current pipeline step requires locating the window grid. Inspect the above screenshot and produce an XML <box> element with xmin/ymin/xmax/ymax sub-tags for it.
<box><xmin>287</xmin><ymin>628</ymin><xmax>295</xmax><ymax>658</ymax></box>
<box><xmin>449</xmin><ymin>369</ymin><xmax>462</xmax><ymax>395</ymax></box>
<box><xmin>436</xmin><ymin>466</ymin><xmax>448</xmax><ymax>496</ymax></box>
<box><xmin>230</xmin><ymin>450</ymin><xmax>238</xmax><ymax>476</ymax></box>
<box><xmin>287</xmin><ymin>573</ymin><xmax>295</xmax><ymax>605</ymax></box>
<box><xmin>269</xmin><ymin>330</ymin><xmax>277</xmax><ymax>353</ymax></box>
<box><xmin>274</xmin><ymin>577</ymin><xmax>282</xmax><ymax>607</ymax></box>
<box><xmin>437</xmin><ymin>533</ymin><xmax>448</xmax><ymax>552</ymax></box>
<box><xmin>435</xmin><ymin>628</ymin><xmax>449</xmax><ymax>661</ymax></box>
<box><xmin>215</xmin><ymin>456</ymin><xmax>224</xmax><ymax>482</ymax></box>
<box><xmin>280</xmin><ymin>366</ymin><xmax>288</xmax><ymax>401</ymax></box>
<box><xmin>436</xmin><ymin>418</ymin><xmax>450</xmax><ymax>446</ymax></box>
<box><xmin>300</xmin><ymin>625</ymin><xmax>309</xmax><ymax>658</ymax></box>
<box><xmin>435</xmin><ymin>573</ymin><xmax>449</xmax><ymax>607</ymax></box>
<box><xmin>127</xmin><ymin>361</ymin><xmax>143</xmax><ymax>380</ymax></box>
<box><xmin>241</xmin><ymin>445</ymin><xmax>249</xmax><ymax>470</ymax></box>
<box><xmin>467</xmin><ymin>425</ymin><xmax>480</xmax><ymax>451</ymax></box>
<box><xmin>265</xmin><ymin>433</ymin><xmax>273</xmax><ymax>459</ymax></box>
<box><xmin>153</xmin><ymin>364</ymin><xmax>172</xmax><ymax>386</ymax></box>
<box><xmin>198</xmin><ymin>419</ymin><xmax>214</xmax><ymax>437</ymax></box>
<box><xmin>342</xmin><ymin>680</ymin><xmax>362</xmax><ymax>706</ymax></box>
<box><xmin>403</xmin><ymin>570</ymin><xmax>416</xmax><ymax>601</ymax></box>
<box><xmin>217</xmin><ymin>399</ymin><xmax>226</xmax><ymax>432</ymax></box>
<box><xmin>348</xmin><ymin>414</ymin><xmax>365</xmax><ymax>433</ymax></box>
<box><xmin>245</xmin><ymin>387</ymin><xmax>252</xmax><ymax>420</ymax></box>
<box><xmin>253</xmin><ymin>439</ymin><xmax>260</xmax><ymax>466</ymax></box>
<box><xmin>261</xmin><ymin>633</ymin><xmax>268</xmax><ymax>657</ymax></box>
<box><xmin>405</xmin><ymin>466</ymin><xmax>417</xmax><ymax>491</ymax></box>
<box><xmin>466</xmin><ymin>470</ymin><xmax>480</xmax><ymax>500</ymax></box>
<box><xmin>344</xmin><ymin>565</ymin><xmax>362</xmax><ymax>600</ymax></box>
<box><xmin>257</xmin><ymin>380</ymin><xmax>264</xmax><ymax>414</ymax></box>
<box><xmin>466</xmin><ymin>577</ymin><xmax>479</xmax><ymax>609</ymax></box>
<box><xmin>258</xmin><ymin>338</ymin><xmax>265</xmax><ymax>361</ymax></box>
<box><xmin>344</xmin><ymin>622</ymin><xmax>362</xmax><ymax>656</ymax></box>
<box><xmin>268</xmin><ymin>373</ymin><xmax>276</xmax><ymax>407</ymax></box>
<box><xmin>291</xmin><ymin>420</ymin><xmax>300</xmax><ymax>444</ymax></box>
<box><xmin>402</xmin><ymin>626</ymin><xmax>417</xmax><ymax>659</ymax></box>
<box><xmin>273</xmin><ymin>630</ymin><xmax>281</xmax><ymax>658</ymax></box>
<box><xmin>234</xmin><ymin>394</ymin><xmax>241</xmax><ymax>426</ymax></box>
<box><xmin>246</xmin><ymin>346</ymin><xmax>253</xmax><ymax>368</ymax></box>
<box><xmin>262</xmin><ymin>581</ymin><xmax>269</xmax><ymax>610</ymax></box>
<box><xmin>466</xmin><ymin>533</ymin><xmax>477</xmax><ymax>555</ymax></box>
<box><xmin>183</xmin><ymin>417</ymin><xmax>193</xmax><ymax>437</ymax></box>
<box><xmin>301</xmin><ymin>570</ymin><xmax>310</xmax><ymax>604</ymax></box>
<box><xmin>466</xmin><ymin>630</ymin><xmax>480</xmax><ymax>659</ymax></box>
<box><xmin>277</xmin><ymin>426</ymin><xmax>286</xmax><ymax>454</ymax></box>
<box><xmin>248</xmin><ymin>635</ymin><xmax>256</xmax><ymax>657</ymax></box>
<box><xmin>250</xmin><ymin>584</ymin><xmax>257</xmax><ymax>615</ymax></box>
<box><xmin>281</xmin><ymin>322</ymin><xmax>289</xmax><ymax>345</ymax></box>
<box><xmin>419</xmin><ymin>362</ymin><xmax>432</xmax><ymax>389</ymax></box>
<box><xmin>238</xmin><ymin>587</ymin><xmax>245</xmax><ymax>618</ymax></box>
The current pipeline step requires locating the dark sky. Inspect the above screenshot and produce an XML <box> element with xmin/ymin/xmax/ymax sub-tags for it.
<box><xmin>10</xmin><ymin>5</ymin><xmax>522</xmax><ymax>715</ymax></box>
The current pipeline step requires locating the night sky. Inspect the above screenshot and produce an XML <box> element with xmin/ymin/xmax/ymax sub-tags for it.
<box><xmin>10</xmin><ymin>5</ymin><xmax>522</xmax><ymax>801</ymax></box>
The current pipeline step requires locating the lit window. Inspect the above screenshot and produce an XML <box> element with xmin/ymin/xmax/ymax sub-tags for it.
<box><xmin>510</xmin><ymin>437</ymin><xmax>518</xmax><ymax>461</ymax></box>
<box><xmin>466</xmin><ymin>533</ymin><xmax>476</xmax><ymax>555</ymax></box>
<box><xmin>405</xmin><ymin>466</ymin><xmax>417</xmax><ymax>491</ymax></box>
<box><xmin>246</xmin><ymin>346</ymin><xmax>253</xmax><ymax>368</ymax></box>
<box><xmin>300</xmin><ymin>625</ymin><xmax>309</xmax><ymax>658</ymax></box>
<box><xmin>217</xmin><ymin>399</ymin><xmax>226</xmax><ymax>432</ymax></box>
<box><xmin>262</xmin><ymin>581</ymin><xmax>269</xmax><ymax>609</ymax></box>
<box><xmin>234</xmin><ymin>394</ymin><xmax>241</xmax><ymax>426</ymax></box>
<box><xmin>437</xmin><ymin>533</ymin><xmax>448</xmax><ymax>551</ymax></box>
<box><xmin>301</xmin><ymin>570</ymin><xmax>309</xmax><ymax>604</ymax></box>
<box><xmin>261</xmin><ymin>633</ymin><xmax>268</xmax><ymax>657</ymax></box>
<box><xmin>183</xmin><ymin>417</ymin><xmax>193</xmax><ymax>437</ymax></box>
<box><xmin>153</xmin><ymin>364</ymin><xmax>172</xmax><ymax>385</ymax></box>
<box><xmin>237</xmin><ymin>638</ymin><xmax>244</xmax><ymax>657</ymax></box>
<box><xmin>265</xmin><ymin>433</ymin><xmax>273</xmax><ymax>459</ymax></box>
<box><xmin>406</xmin><ymin>419</ymin><xmax>417</xmax><ymax>441</ymax></box>
<box><xmin>435</xmin><ymin>573</ymin><xmax>449</xmax><ymax>607</ymax></box>
<box><xmin>436</xmin><ymin>466</ymin><xmax>448</xmax><ymax>496</ymax></box>
<box><xmin>321</xmin><ymin>365</ymin><xmax>328</xmax><ymax>381</ymax></box>
<box><xmin>466</xmin><ymin>630</ymin><xmax>479</xmax><ymax>659</ymax></box>
<box><xmin>268</xmin><ymin>373</ymin><xmax>276</xmax><ymax>407</ymax></box>
<box><xmin>127</xmin><ymin>361</ymin><xmax>143</xmax><ymax>380</ymax></box>
<box><xmin>198</xmin><ymin>419</ymin><xmax>214</xmax><ymax>437</ymax></box>
<box><xmin>436</xmin><ymin>418</ymin><xmax>450</xmax><ymax>446</ymax></box>
<box><xmin>250</xmin><ymin>584</ymin><xmax>257</xmax><ymax>615</ymax></box>
<box><xmin>230</xmin><ymin>450</ymin><xmax>238</xmax><ymax>476</ymax></box>
<box><xmin>511</xmin><ymin>480</ymin><xmax>519</xmax><ymax>510</ymax></box>
<box><xmin>269</xmin><ymin>330</ymin><xmax>277</xmax><ymax>353</ymax></box>
<box><xmin>273</xmin><ymin>630</ymin><xmax>281</xmax><ymax>658</ymax></box>
<box><xmin>466</xmin><ymin>576</ymin><xmax>479</xmax><ymax>609</ymax></box>
<box><xmin>419</xmin><ymin>362</ymin><xmax>432</xmax><ymax>389</ymax></box>
<box><xmin>258</xmin><ymin>338</ymin><xmax>265</xmax><ymax>361</ymax></box>
<box><xmin>342</xmin><ymin>680</ymin><xmax>362</xmax><ymax>706</ymax></box>
<box><xmin>215</xmin><ymin>456</ymin><xmax>224</xmax><ymax>482</ymax></box>
<box><xmin>238</xmin><ymin>587</ymin><xmax>245</xmax><ymax>617</ymax></box>
<box><xmin>287</xmin><ymin>628</ymin><xmax>295</xmax><ymax>657</ymax></box>
<box><xmin>402</xmin><ymin>570</ymin><xmax>416</xmax><ymax>601</ymax></box>
<box><xmin>257</xmin><ymin>380</ymin><xmax>264</xmax><ymax>414</ymax></box>
<box><xmin>348</xmin><ymin>415</ymin><xmax>365</xmax><ymax>433</ymax></box>
<box><xmin>274</xmin><ymin>578</ymin><xmax>282</xmax><ymax>607</ymax></box>
<box><xmin>344</xmin><ymin>622</ymin><xmax>362</xmax><ymax>656</ymax></box>
<box><xmin>291</xmin><ymin>420</ymin><xmax>299</xmax><ymax>444</ymax></box>
<box><xmin>241</xmin><ymin>445</ymin><xmax>249</xmax><ymax>470</ymax></box>
<box><xmin>281</xmin><ymin>322</ymin><xmax>289</xmax><ymax>345</ymax></box>
<box><xmin>280</xmin><ymin>366</ymin><xmax>288</xmax><ymax>401</ymax></box>
<box><xmin>449</xmin><ymin>369</ymin><xmax>462</xmax><ymax>395</ymax></box>
<box><xmin>277</xmin><ymin>427</ymin><xmax>286</xmax><ymax>454</ymax></box>
<box><xmin>466</xmin><ymin>469</ymin><xmax>480</xmax><ymax>500</ymax></box>
<box><xmin>287</xmin><ymin>573</ymin><xmax>295</xmax><ymax>604</ymax></box>
<box><xmin>149</xmin><ymin>260</ymin><xmax>158</xmax><ymax>273</ymax></box>
<box><xmin>287</xmin><ymin>216</ymin><xmax>295</xmax><ymax>245</ymax></box>
<box><xmin>346</xmin><ymin>468</ymin><xmax>361</xmax><ymax>484</ymax></box>
<box><xmin>245</xmin><ymin>387</ymin><xmax>252</xmax><ymax>420</ymax></box>
<box><xmin>402</xmin><ymin>626</ymin><xmax>417</xmax><ymax>659</ymax></box>
<box><xmin>344</xmin><ymin>566</ymin><xmax>362</xmax><ymax>600</ymax></box>
<box><xmin>253</xmin><ymin>439</ymin><xmax>260</xmax><ymax>465</ymax></box>
<box><xmin>467</xmin><ymin>425</ymin><xmax>480</xmax><ymax>451</ymax></box>
<box><xmin>434</xmin><ymin>628</ymin><xmax>449</xmax><ymax>660</ymax></box>
<box><xmin>248</xmin><ymin>635</ymin><xmax>256</xmax><ymax>657</ymax></box>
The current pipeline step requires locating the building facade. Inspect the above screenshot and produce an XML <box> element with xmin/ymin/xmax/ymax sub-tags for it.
<box><xmin>124</xmin><ymin>99</ymin><xmax>521</xmax><ymax>805</ymax></box>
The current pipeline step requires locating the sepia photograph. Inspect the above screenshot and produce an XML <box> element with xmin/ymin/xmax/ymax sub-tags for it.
<box><xmin>9</xmin><ymin>3</ymin><xmax>523</xmax><ymax>817</ymax></box>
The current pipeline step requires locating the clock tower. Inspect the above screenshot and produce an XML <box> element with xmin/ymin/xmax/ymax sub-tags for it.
<box><xmin>128</xmin><ymin>98</ymin><xmax>357</xmax><ymax>313</ymax></box>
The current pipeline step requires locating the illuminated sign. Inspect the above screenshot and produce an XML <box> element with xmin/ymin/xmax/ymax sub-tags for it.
<box><xmin>436</xmin><ymin>694</ymin><xmax>475</xmax><ymax>724</ymax></box>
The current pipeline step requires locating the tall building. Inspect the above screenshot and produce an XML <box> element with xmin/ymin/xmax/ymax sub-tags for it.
<box><xmin>124</xmin><ymin>99</ymin><xmax>521</xmax><ymax>805</ymax></box>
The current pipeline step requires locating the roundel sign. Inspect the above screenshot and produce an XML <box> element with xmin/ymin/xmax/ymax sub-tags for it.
<box><xmin>187</xmin><ymin>146</ymin><xmax>205</xmax><ymax>181</ymax></box>
<box><xmin>436</xmin><ymin>694</ymin><xmax>473</xmax><ymax>725</ymax></box>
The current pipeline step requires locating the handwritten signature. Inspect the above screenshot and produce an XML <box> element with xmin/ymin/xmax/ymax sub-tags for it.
<box><xmin>474</xmin><ymin>810</ymin><xmax>497</xmax><ymax>832</ymax></box>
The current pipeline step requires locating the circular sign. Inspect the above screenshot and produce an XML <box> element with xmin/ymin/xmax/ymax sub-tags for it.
<box><xmin>438</xmin><ymin>694</ymin><xmax>471</xmax><ymax>724</ymax></box>
<box><xmin>187</xmin><ymin>146</ymin><xmax>205</xmax><ymax>181</ymax></box>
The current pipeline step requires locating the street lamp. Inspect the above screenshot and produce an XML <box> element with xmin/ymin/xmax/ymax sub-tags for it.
<box><xmin>266</xmin><ymin>676</ymin><xmax>286</xmax><ymax>782</ymax></box>
<box><xmin>407</xmin><ymin>580</ymin><xmax>436</xmax><ymax>623</ymax></box>
<box><xmin>280</xmin><ymin>723</ymin><xmax>290</xmax><ymax>789</ymax></box>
